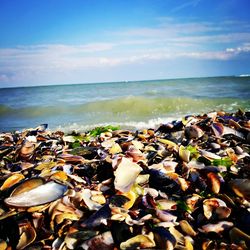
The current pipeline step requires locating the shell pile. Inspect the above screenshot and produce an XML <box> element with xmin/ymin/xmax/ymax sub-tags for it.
<box><xmin>0</xmin><ymin>110</ymin><xmax>250</xmax><ymax>249</ymax></box>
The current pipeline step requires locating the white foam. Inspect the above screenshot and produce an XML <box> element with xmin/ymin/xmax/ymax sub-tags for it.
<box><xmin>55</xmin><ymin>116</ymin><xmax>181</xmax><ymax>133</ymax></box>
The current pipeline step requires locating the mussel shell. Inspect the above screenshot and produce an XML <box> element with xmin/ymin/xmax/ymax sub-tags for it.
<box><xmin>5</xmin><ymin>181</ymin><xmax>67</xmax><ymax>207</ymax></box>
<box><xmin>230</xmin><ymin>179</ymin><xmax>250</xmax><ymax>201</ymax></box>
<box><xmin>16</xmin><ymin>222</ymin><xmax>36</xmax><ymax>250</ymax></box>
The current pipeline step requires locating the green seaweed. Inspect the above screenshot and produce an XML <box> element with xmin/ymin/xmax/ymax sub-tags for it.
<box><xmin>186</xmin><ymin>145</ymin><xmax>199</xmax><ymax>159</ymax></box>
<box><xmin>176</xmin><ymin>200</ymin><xmax>191</xmax><ymax>213</ymax></box>
<box><xmin>212</xmin><ymin>157</ymin><xmax>233</xmax><ymax>168</ymax></box>
<box><xmin>89</xmin><ymin>125</ymin><xmax>120</xmax><ymax>137</ymax></box>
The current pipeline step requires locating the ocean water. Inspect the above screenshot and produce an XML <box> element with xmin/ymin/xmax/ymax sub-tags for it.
<box><xmin>0</xmin><ymin>76</ymin><xmax>249</xmax><ymax>132</ymax></box>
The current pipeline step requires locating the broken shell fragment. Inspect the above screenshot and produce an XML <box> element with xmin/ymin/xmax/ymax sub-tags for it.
<box><xmin>5</xmin><ymin>181</ymin><xmax>67</xmax><ymax>207</ymax></box>
<box><xmin>19</xmin><ymin>141</ymin><xmax>36</xmax><ymax>160</ymax></box>
<box><xmin>207</xmin><ymin>172</ymin><xmax>220</xmax><ymax>194</ymax></box>
<box><xmin>120</xmin><ymin>232</ymin><xmax>155</xmax><ymax>250</ymax></box>
<box><xmin>114</xmin><ymin>157</ymin><xmax>142</xmax><ymax>192</ymax></box>
<box><xmin>200</xmin><ymin>221</ymin><xmax>233</xmax><ymax>234</ymax></box>
<box><xmin>179</xmin><ymin>145</ymin><xmax>190</xmax><ymax>162</ymax></box>
<box><xmin>185</xmin><ymin>125</ymin><xmax>204</xmax><ymax>139</ymax></box>
<box><xmin>16</xmin><ymin>222</ymin><xmax>36</xmax><ymax>250</ymax></box>
<box><xmin>179</xmin><ymin>220</ymin><xmax>197</xmax><ymax>237</ymax></box>
<box><xmin>0</xmin><ymin>173</ymin><xmax>25</xmax><ymax>191</ymax></box>
<box><xmin>80</xmin><ymin>231</ymin><xmax>114</xmax><ymax>250</ymax></box>
<box><xmin>230</xmin><ymin>179</ymin><xmax>250</xmax><ymax>201</ymax></box>
<box><xmin>203</xmin><ymin>198</ymin><xmax>228</xmax><ymax>219</ymax></box>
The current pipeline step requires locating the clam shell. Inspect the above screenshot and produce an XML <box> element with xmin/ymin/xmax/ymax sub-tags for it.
<box><xmin>5</xmin><ymin>181</ymin><xmax>67</xmax><ymax>207</ymax></box>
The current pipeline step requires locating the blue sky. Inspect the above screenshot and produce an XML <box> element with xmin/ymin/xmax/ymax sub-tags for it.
<box><xmin>0</xmin><ymin>0</ymin><xmax>250</xmax><ymax>87</ymax></box>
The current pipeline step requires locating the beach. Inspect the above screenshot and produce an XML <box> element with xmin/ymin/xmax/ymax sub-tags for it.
<box><xmin>0</xmin><ymin>109</ymin><xmax>249</xmax><ymax>249</ymax></box>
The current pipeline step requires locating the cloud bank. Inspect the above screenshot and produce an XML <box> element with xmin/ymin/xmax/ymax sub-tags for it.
<box><xmin>0</xmin><ymin>19</ymin><xmax>250</xmax><ymax>86</ymax></box>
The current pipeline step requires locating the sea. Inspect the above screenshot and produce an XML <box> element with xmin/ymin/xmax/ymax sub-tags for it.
<box><xmin>0</xmin><ymin>76</ymin><xmax>249</xmax><ymax>133</ymax></box>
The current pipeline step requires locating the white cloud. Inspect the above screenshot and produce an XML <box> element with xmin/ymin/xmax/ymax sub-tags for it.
<box><xmin>170</xmin><ymin>0</ymin><xmax>202</xmax><ymax>13</ymax></box>
<box><xmin>226</xmin><ymin>43</ymin><xmax>250</xmax><ymax>54</ymax></box>
<box><xmin>0</xmin><ymin>18</ymin><xmax>250</xmax><ymax>85</ymax></box>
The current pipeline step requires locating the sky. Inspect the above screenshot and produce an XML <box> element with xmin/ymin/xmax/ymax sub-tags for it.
<box><xmin>0</xmin><ymin>0</ymin><xmax>250</xmax><ymax>87</ymax></box>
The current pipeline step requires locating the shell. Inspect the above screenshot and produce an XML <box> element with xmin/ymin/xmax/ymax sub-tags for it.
<box><xmin>80</xmin><ymin>231</ymin><xmax>114</xmax><ymax>250</ymax></box>
<box><xmin>185</xmin><ymin>125</ymin><xmax>204</xmax><ymax>139</ymax></box>
<box><xmin>230</xmin><ymin>179</ymin><xmax>250</xmax><ymax>201</ymax></box>
<box><xmin>0</xmin><ymin>173</ymin><xmax>25</xmax><ymax>191</ymax></box>
<box><xmin>200</xmin><ymin>221</ymin><xmax>233</xmax><ymax>234</ymax></box>
<box><xmin>5</xmin><ymin>181</ymin><xmax>67</xmax><ymax>207</ymax></box>
<box><xmin>211</xmin><ymin>122</ymin><xmax>224</xmax><ymax>137</ymax></box>
<box><xmin>207</xmin><ymin>172</ymin><xmax>220</xmax><ymax>194</ymax></box>
<box><xmin>10</xmin><ymin>177</ymin><xmax>44</xmax><ymax>196</ymax></box>
<box><xmin>179</xmin><ymin>220</ymin><xmax>197</xmax><ymax>237</ymax></box>
<box><xmin>114</xmin><ymin>157</ymin><xmax>142</xmax><ymax>192</ymax></box>
<box><xmin>179</xmin><ymin>145</ymin><xmax>190</xmax><ymax>162</ymax></box>
<box><xmin>120</xmin><ymin>233</ymin><xmax>155</xmax><ymax>250</ymax></box>
<box><xmin>16</xmin><ymin>222</ymin><xmax>36</xmax><ymax>250</ymax></box>
<box><xmin>203</xmin><ymin>198</ymin><xmax>228</xmax><ymax>219</ymax></box>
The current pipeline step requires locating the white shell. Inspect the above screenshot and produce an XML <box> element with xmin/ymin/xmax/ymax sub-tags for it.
<box><xmin>114</xmin><ymin>157</ymin><xmax>142</xmax><ymax>192</ymax></box>
<box><xmin>5</xmin><ymin>181</ymin><xmax>67</xmax><ymax>207</ymax></box>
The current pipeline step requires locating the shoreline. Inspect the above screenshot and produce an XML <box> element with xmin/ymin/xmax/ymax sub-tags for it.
<box><xmin>0</xmin><ymin>110</ymin><xmax>249</xmax><ymax>249</ymax></box>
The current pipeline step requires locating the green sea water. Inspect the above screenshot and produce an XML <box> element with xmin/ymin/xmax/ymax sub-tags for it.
<box><xmin>0</xmin><ymin>76</ymin><xmax>249</xmax><ymax>132</ymax></box>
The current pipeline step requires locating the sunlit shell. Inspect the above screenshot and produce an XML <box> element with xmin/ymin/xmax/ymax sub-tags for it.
<box><xmin>179</xmin><ymin>220</ymin><xmax>197</xmax><ymax>237</ymax></box>
<box><xmin>10</xmin><ymin>177</ymin><xmax>44</xmax><ymax>196</ymax></box>
<box><xmin>158</xmin><ymin>138</ymin><xmax>178</xmax><ymax>151</ymax></box>
<box><xmin>179</xmin><ymin>145</ymin><xmax>190</xmax><ymax>162</ymax></box>
<box><xmin>79</xmin><ymin>189</ymin><xmax>102</xmax><ymax>210</ymax></box>
<box><xmin>199</xmin><ymin>149</ymin><xmax>221</xmax><ymax>160</ymax></box>
<box><xmin>16</xmin><ymin>222</ymin><xmax>36</xmax><ymax>250</ymax></box>
<box><xmin>58</xmin><ymin>154</ymin><xmax>85</xmax><ymax>163</ymax></box>
<box><xmin>199</xmin><ymin>221</ymin><xmax>233</xmax><ymax>234</ymax></box>
<box><xmin>203</xmin><ymin>198</ymin><xmax>227</xmax><ymax>219</ymax></box>
<box><xmin>109</xmin><ymin>143</ymin><xmax>123</xmax><ymax>155</ymax></box>
<box><xmin>114</xmin><ymin>157</ymin><xmax>142</xmax><ymax>192</ymax></box>
<box><xmin>0</xmin><ymin>173</ymin><xmax>25</xmax><ymax>191</ymax></box>
<box><xmin>0</xmin><ymin>240</ymin><xmax>7</xmax><ymax>250</ymax></box>
<box><xmin>126</xmin><ymin>146</ymin><xmax>145</xmax><ymax>162</ymax></box>
<box><xmin>156</xmin><ymin>199</ymin><xmax>177</xmax><ymax>210</ymax></box>
<box><xmin>211</xmin><ymin>122</ymin><xmax>224</xmax><ymax>137</ymax></box>
<box><xmin>207</xmin><ymin>172</ymin><xmax>220</xmax><ymax>194</ymax></box>
<box><xmin>80</xmin><ymin>231</ymin><xmax>114</xmax><ymax>250</ymax></box>
<box><xmin>5</xmin><ymin>181</ymin><xmax>67</xmax><ymax>207</ymax></box>
<box><xmin>125</xmin><ymin>214</ymin><xmax>152</xmax><ymax>226</ymax></box>
<box><xmin>120</xmin><ymin>232</ymin><xmax>155</xmax><ymax>250</ymax></box>
<box><xmin>118</xmin><ymin>190</ymin><xmax>137</xmax><ymax>209</ymax></box>
<box><xmin>156</xmin><ymin>209</ymin><xmax>177</xmax><ymax>222</ymax></box>
<box><xmin>19</xmin><ymin>141</ymin><xmax>36</xmax><ymax>160</ymax></box>
<box><xmin>50</xmin><ymin>171</ymin><xmax>68</xmax><ymax>181</ymax></box>
<box><xmin>186</xmin><ymin>194</ymin><xmax>201</xmax><ymax>212</ymax></box>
